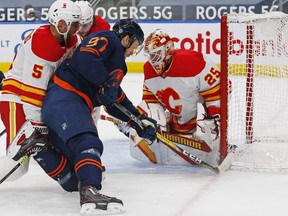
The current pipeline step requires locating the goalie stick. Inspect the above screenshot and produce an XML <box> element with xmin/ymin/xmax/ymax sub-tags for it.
<box><xmin>102</xmin><ymin>114</ymin><xmax>212</xmax><ymax>152</ymax></box>
<box><xmin>0</xmin><ymin>122</ymin><xmax>49</xmax><ymax>184</ymax></box>
<box><xmin>111</xmin><ymin>103</ymin><xmax>224</xmax><ymax>173</ymax></box>
<box><xmin>101</xmin><ymin>113</ymin><xmax>213</xmax><ymax>154</ymax></box>
<box><xmin>0</xmin><ymin>129</ymin><xmax>6</xmax><ymax>137</ymax></box>
<box><xmin>101</xmin><ymin>113</ymin><xmax>218</xmax><ymax>172</ymax></box>
<box><xmin>101</xmin><ymin>112</ymin><xmax>234</xmax><ymax>173</ymax></box>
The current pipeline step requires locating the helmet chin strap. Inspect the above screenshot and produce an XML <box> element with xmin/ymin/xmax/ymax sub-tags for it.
<box><xmin>55</xmin><ymin>21</ymin><xmax>72</xmax><ymax>45</ymax></box>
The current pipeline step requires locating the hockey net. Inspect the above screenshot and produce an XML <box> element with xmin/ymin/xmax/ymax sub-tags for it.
<box><xmin>220</xmin><ymin>12</ymin><xmax>288</xmax><ymax>172</ymax></box>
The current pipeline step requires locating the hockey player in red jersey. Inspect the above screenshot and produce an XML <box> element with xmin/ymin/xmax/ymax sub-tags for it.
<box><xmin>41</xmin><ymin>19</ymin><xmax>157</xmax><ymax>215</ymax></box>
<box><xmin>75</xmin><ymin>0</ymin><xmax>110</xmax><ymax>38</ymax></box>
<box><xmin>0</xmin><ymin>0</ymin><xmax>82</xmax><ymax>190</ymax></box>
<box><xmin>129</xmin><ymin>29</ymin><xmax>222</xmax><ymax>167</ymax></box>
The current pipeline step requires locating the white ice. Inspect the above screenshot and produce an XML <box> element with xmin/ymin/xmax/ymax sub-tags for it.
<box><xmin>1</xmin><ymin>74</ymin><xmax>288</xmax><ymax>216</ymax></box>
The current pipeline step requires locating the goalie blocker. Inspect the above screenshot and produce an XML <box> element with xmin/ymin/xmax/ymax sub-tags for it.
<box><xmin>129</xmin><ymin>101</ymin><xmax>220</xmax><ymax>167</ymax></box>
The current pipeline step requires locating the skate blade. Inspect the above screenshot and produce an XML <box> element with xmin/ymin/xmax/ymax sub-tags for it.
<box><xmin>80</xmin><ymin>203</ymin><xmax>125</xmax><ymax>216</ymax></box>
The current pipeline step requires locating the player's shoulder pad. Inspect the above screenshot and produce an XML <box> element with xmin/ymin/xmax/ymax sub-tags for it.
<box><xmin>31</xmin><ymin>25</ymin><xmax>66</xmax><ymax>62</ymax></box>
<box><xmin>171</xmin><ymin>49</ymin><xmax>206</xmax><ymax>77</ymax></box>
<box><xmin>94</xmin><ymin>15</ymin><xmax>111</xmax><ymax>30</ymax></box>
<box><xmin>143</xmin><ymin>61</ymin><xmax>158</xmax><ymax>80</ymax></box>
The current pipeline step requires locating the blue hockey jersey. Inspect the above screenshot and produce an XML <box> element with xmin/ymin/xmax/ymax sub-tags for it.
<box><xmin>52</xmin><ymin>30</ymin><xmax>139</xmax><ymax>121</ymax></box>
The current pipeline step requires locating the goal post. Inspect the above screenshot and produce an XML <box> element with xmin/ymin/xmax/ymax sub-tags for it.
<box><xmin>220</xmin><ymin>12</ymin><xmax>288</xmax><ymax>172</ymax></box>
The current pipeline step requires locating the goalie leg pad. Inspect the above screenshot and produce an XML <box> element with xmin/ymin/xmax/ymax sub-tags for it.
<box><xmin>137</xmin><ymin>101</ymin><xmax>168</xmax><ymax>130</ymax></box>
<box><xmin>4</xmin><ymin>121</ymin><xmax>36</xmax><ymax>181</ymax></box>
<box><xmin>129</xmin><ymin>129</ymin><xmax>157</xmax><ymax>164</ymax></box>
<box><xmin>0</xmin><ymin>155</ymin><xmax>30</xmax><ymax>182</ymax></box>
<box><xmin>129</xmin><ymin>129</ymin><xmax>191</xmax><ymax>165</ymax></box>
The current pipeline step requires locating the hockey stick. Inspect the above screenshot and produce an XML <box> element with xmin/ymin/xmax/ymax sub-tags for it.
<box><xmin>0</xmin><ymin>122</ymin><xmax>49</xmax><ymax>184</ymax></box>
<box><xmin>100</xmin><ymin>114</ymin><xmax>157</xmax><ymax>164</ymax></box>
<box><xmin>101</xmin><ymin>114</ymin><xmax>209</xmax><ymax>166</ymax></box>
<box><xmin>0</xmin><ymin>129</ymin><xmax>6</xmax><ymax>137</ymax></box>
<box><xmin>0</xmin><ymin>155</ymin><xmax>29</xmax><ymax>184</ymax></box>
<box><xmin>101</xmin><ymin>114</ymin><xmax>212</xmax><ymax>152</ymax></box>
<box><xmin>101</xmin><ymin>114</ymin><xmax>123</xmax><ymax>125</ymax></box>
<box><xmin>112</xmin><ymin>102</ymin><xmax>220</xmax><ymax>173</ymax></box>
<box><xmin>101</xmin><ymin>113</ymin><xmax>234</xmax><ymax>173</ymax></box>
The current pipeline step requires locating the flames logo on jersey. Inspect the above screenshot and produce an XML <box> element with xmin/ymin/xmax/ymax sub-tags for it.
<box><xmin>156</xmin><ymin>87</ymin><xmax>182</xmax><ymax>115</ymax></box>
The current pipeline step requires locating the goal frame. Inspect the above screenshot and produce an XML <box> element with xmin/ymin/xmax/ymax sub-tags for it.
<box><xmin>220</xmin><ymin>12</ymin><xmax>288</xmax><ymax>171</ymax></box>
<box><xmin>220</xmin><ymin>14</ymin><xmax>255</xmax><ymax>162</ymax></box>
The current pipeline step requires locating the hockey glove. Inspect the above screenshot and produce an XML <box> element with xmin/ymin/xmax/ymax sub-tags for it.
<box><xmin>97</xmin><ymin>70</ymin><xmax>124</xmax><ymax>108</ymax></box>
<box><xmin>0</xmin><ymin>70</ymin><xmax>5</xmax><ymax>91</ymax></box>
<box><xmin>202</xmin><ymin>114</ymin><xmax>220</xmax><ymax>140</ymax></box>
<box><xmin>128</xmin><ymin>114</ymin><xmax>157</xmax><ymax>142</ymax></box>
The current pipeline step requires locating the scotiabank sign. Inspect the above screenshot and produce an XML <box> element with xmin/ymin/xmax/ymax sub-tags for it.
<box><xmin>0</xmin><ymin>21</ymin><xmax>286</xmax><ymax>66</ymax></box>
<box><xmin>171</xmin><ymin>33</ymin><xmax>221</xmax><ymax>55</ymax></box>
<box><xmin>0</xmin><ymin>22</ymin><xmax>222</xmax><ymax>64</ymax></box>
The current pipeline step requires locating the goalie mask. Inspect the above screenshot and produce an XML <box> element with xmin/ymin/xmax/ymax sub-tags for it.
<box><xmin>144</xmin><ymin>29</ymin><xmax>175</xmax><ymax>75</ymax></box>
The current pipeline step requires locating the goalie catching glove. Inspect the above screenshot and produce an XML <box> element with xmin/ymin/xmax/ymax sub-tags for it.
<box><xmin>128</xmin><ymin>114</ymin><xmax>157</xmax><ymax>142</ymax></box>
<box><xmin>97</xmin><ymin>70</ymin><xmax>124</xmax><ymax>108</ymax></box>
<box><xmin>196</xmin><ymin>114</ymin><xmax>220</xmax><ymax>140</ymax></box>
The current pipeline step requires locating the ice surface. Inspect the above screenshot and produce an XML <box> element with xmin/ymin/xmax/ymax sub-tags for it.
<box><xmin>1</xmin><ymin>74</ymin><xmax>288</xmax><ymax>216</ymax></box>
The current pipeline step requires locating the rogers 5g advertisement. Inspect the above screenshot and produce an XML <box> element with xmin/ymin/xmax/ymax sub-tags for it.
<box><xmin>0</xmin><ymin>3</ymin><xmax>281</xmax><ymax>22</ymax></box>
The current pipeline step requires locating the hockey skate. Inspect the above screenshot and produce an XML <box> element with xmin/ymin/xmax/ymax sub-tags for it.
<box><xmin>11</xmin><ymin>130</ymin><xmax>49</xmax><ymax>161</ymax></box>
<box><xmin>80</xmin><ymin>185</ymin><xmax>125</xmax><ymax>215</ymax></box>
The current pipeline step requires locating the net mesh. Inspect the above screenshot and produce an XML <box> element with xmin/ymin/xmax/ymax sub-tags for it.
<box><xmin>223</xmin><ymin>12</ymin><xmax>288</xmax><ymax>171</ymax></box>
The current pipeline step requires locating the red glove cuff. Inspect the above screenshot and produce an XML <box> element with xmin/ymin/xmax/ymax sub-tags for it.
<box><xmin>207</xmin><ymin>105</ymin><xmax>220</xmax><ymax>118</ymax></box>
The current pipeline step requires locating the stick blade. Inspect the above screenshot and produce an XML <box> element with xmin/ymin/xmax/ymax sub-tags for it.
<box><xmin>0</xmin><ymin>156</ymin><xmax>29</xmax><ymax>182</ymax></box>
<box><xmin>218</xmin><ymin>153</ymin><xmax>236</xmax><ymax>173</ymax></box>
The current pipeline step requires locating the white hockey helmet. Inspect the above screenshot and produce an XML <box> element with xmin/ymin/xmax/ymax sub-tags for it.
<box><xmin>144</xmin><ymin>29</ymin><xmax>175</xmax><ymax>75</ymax></box>
<box><xmin>48</xmin><ymin>0</ymin><xmax>82</xmax><ymax>36</ymax></box>
<box><xmin>75</xmin><ymin>1</ymin><xmax>94</xmax><ymax>25</ymax></box>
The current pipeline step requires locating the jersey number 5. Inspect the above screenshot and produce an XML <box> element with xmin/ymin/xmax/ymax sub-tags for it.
<box><xmin>32</xmin><ymin>64</ymin><xmax>44</xmax><ymax>79</ymax></box>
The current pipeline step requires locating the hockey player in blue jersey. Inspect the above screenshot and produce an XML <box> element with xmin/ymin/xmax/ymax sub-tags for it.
<box><xmin>41</xmin><ymin>19</ymin><xmax>157</xmax><ymax>215</ymax></box>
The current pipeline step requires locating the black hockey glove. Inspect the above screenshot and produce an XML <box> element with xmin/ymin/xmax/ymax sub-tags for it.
<box><xmin>0</xmin><ymin>70</ymin><xmax>5</xmax><ymax>91</ymax></box>
<box><xmin>204</xmin><ymin>114</ymin><xmax>220</xmax><ymax>140</ymax></box>
<box><xmin>97</xmin><ymin>70</ymin><xmax>124</xmax><ymax>108</ymax></box>
<box><xmin>128</xmin><ymin>114</ymin><xmax>157</xmax><ymax>142</ymax></box>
